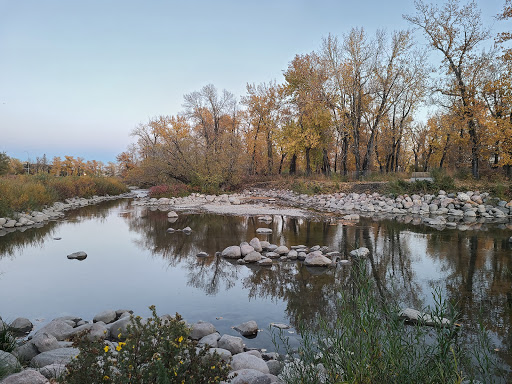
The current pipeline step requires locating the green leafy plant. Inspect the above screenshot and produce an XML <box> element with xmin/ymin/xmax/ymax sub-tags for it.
<box><xmin>61</xmin><ymin>306</ymin><xmax>230</xmax><ymax>384</ymax></box>
<box><xmin>0</xmin><ymin>323</ymin><xmax>16</xmax><ymax>353</ymax></box>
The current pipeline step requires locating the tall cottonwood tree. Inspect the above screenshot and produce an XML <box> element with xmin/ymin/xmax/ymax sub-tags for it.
<box><xmin>405</xmin><ymin>0</ymin><xmax>491</xmax><ymax>179</ymax></box>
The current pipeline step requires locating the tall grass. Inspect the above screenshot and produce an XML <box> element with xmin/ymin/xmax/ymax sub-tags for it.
<box><xmin>0</xmin><ymin>175</ymin><xmax>128</xmax><ymax>217</ymax></box>
<box><xmin>276</xmin><ymin>261</ymin><xmax>505</xmax><ymax>384</ymax></box>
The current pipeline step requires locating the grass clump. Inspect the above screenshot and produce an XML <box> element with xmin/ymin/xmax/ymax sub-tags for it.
<box><xmin>0</xmin><ymin>323</ymin><xmax>16</xmax><ymax>353</ymax></box>
<box><xmin>0</xmin><ymin>175</ymin><xmax>128</xmax><ymax>216</ymax></box>
<box><xmin>60</xmin><ymin>306</ymin><xmax>230</xmax><ymax>384</ymax></box>
<box><xmin>276</xmin><ymin>261</ymin><xmax>505</xmax><ymax>384</ymax></box>
<box><xmin>387</xmin><ymin>168</ymin><xmax>456</xmax><ymax>196</ymax></box>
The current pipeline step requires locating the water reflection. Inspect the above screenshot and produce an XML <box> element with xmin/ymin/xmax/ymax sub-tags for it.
<box><xmin>0</xmin><ymin>200</ymin><xmax>510</xmax><ymax>371</ymax></box>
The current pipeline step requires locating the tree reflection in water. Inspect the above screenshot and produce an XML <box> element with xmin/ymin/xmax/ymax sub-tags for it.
<box><xmin>122</xmin><ymin>206</ymin><xmax>512</xmax><ymax>369</ymax></box>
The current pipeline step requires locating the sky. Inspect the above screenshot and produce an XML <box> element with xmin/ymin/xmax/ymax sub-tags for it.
<box><xmin>0</xmin><ymin>0</ymin><xmax>508</xmax><ymax>164</ymax></box>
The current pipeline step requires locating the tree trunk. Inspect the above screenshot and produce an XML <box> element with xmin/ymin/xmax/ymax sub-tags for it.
<box><xmin>321</xmin><ymin>148</ymin><xmax>330</xmax><ymax>176</ymax></box>
<box><xmin>266</xmin><ymin>130</ymin><xmax>273</xmax><ymax>175</ymax></box>
<box><xmin>278</xmin><ymin>153</ymin><xmax>287</xmax><ymax>175</ymax></box>
<box><xmin>305</xmin><ymin>148</ymin><xmax>311</xmax><ymax>176</ymax></box>
<box><xmin>289</xmin><ymin>153</ymin><xmax>297</xmax><ymax>175</ymax></box>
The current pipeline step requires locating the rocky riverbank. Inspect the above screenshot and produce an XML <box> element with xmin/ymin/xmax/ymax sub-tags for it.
<box><xmin>0</xmin><ymin>192</ymin><xmax>137</xmax><ymax>235</ymax></box>
<box><xmin>133</xmin><ymin>188</ymin><xmax>512</xmax><ymax>231</ymax></box>
<box><xmin>0</xmin><ymin>309</ymin><xmax>287</xmax><ymax>384</ymax></box>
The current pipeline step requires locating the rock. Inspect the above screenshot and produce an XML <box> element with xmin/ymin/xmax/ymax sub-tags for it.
<box><xmin>12</xmin><ymin>342</ymin><xmax>39</xmax><ymax>363</ymax></box>
<box><xmin>93</xmin><ymin>310</ymin><xmax>117</xmax><ymax>324</ymax></box>
<box><xmin>241</xmin><ymin>242</ymin><xmax>255</xmax><ymax>256</ymax></box>
<box><xmin>265</xmin><ymin>252</ymin><xmax>279</xmax><ymax>259</ymax></box>
<box><xmin>249</xmin><ymin>237</ymin><xmax>263</xmax><ymax>252</ymax></box>
<box><xmin>167</xmin><ymin>211</ymin><xmax>178</xmax><ymax>218</ymax></box>
<box><xmin>257</xmin><ymin>258</ymin><xmax>273</xmax><ymax>266</ymax></box>
<box><xmin>166</xmin><ymin>228</ymin><xmax>175</xmax><ymax>233</ymax></box>
<box><xmin>66</xmin><ymin>251</ymin><xmax>87</xmax><ymax>260</ymax></box>
<box><xmin>270</xmin><ymin>323</ymin><xmax>290</xmax><ymax>330</ymax></box>
<box><xmin>9</xmin><ymin>317</ymin><xmax>33</xmax><ymax>335</ymax></box>
<box><xmin>342</xmin><ymin>214</ymin><xmax>359</xmax><ymax>221</ymax></box>
<box><xmin>0</xmin><ymin>369</ymin><xmax>49</xmax><ymax>384</ymax></box>
<box><xmin>190</xmin><ymin>321</ymin><xmax>216</xmax><ymax>340</ymax></box>
<box><xmin>34</xmin><ymin>320</ymin><xmax>74</xmax><ymax>341</ymax></box>
<box><xmin>287</xmin><ymin>250</ymin><xmax>298</xmax><ymax>260</ymax></box>
<box><xmin>108</xmin><ymin>316</ymin><xmax>134</xmax><ymax>341</ymax></box>
<box><xmin>229</xmin><ymin>196</ymin><xmax>241</xmax><ymax>205</ymax></box>
<box><xmin>256</xmin><ymin>228</ymin><xmax>272</xmax><ymax>234</ymax></box>
<box><xmin>260</xmin><ymin>241</ymin><xmax>271</xmax><ymax>250</ymax></box>
<box><xmin>229</xmin><ymin>369</ymin><xmax>271</xmax><ymax>384</ymax></box>
<box><xmin>69</xmin><ymin>322</ymin><xmax>109</xmax><ymax>341</ymax></box>
<box><xmin>234</xmin><ymin>321</ymin><xmax>258</xmax><ymax>337</ymax></box>
<box><xmin>297</xmin><ymin>252</ymin><xmax>307</xmax><ymax>260</ymax></box>
<box><xmin>182</xmin><ymin>226</ymin><xmax>192</xmax><ymax>233</ymax></box>
<box><xmin>222</xmin><ymin>246</ymin><xmax>242</xmax><ymax>259</ymax></box>
<box><xmin>38</xmin><ymin>363</ymin><xmax>67</xmax><ymax>379</ymax></box>
<box><xmin>258</xmin><ymin>215</ymin><xmax>273</xmax><ymax>222</ymax></box>
<box><xmin>231</xmin><ymin>352</ymin><xmax>270</xmax><ymax>374</ymax></box>
<box><xmin>509</xmin><ymin>236</ymin><xmax>512</xmax><ymax>243</ymax></box>
<box><xmin>267</xmin><ymin>360</ymin><xmax>282</xmax><ymax>376</ymax></box>
<box><xmin>399</xmin><ymin>308</ymin><xmax>451</xmax><ymax>327</ymax></box>
<box><xmin>274</xmin><ymin>246</ymin><xmax>289</xmax><ymax>255</ymax></box>
<box><xmin>198</xmin><ymin>332</ymin><xmax>220</xmax><ymax>348</ymax></box>
<box><xmin>457</xmin><ymin>192</ymin><xmax>470</xmax><ymax>202</ymax></box>
<box><xmin>0</xmin><ymin>350</ymin><xmax>21</xmax><ymax>375</ymax></box>
<box><xmin>197</xmin><ymin>251</ymin><xmax>209</xmax><ymax>257</ymax></box>
<box><xmin>3</xmin><ymin>220</ymin><xmax>16</xmax><ymax>228</ymax></box>
<box><xmin>207</xmin><ymin>347</ymin><xmax>232</xmax><ymax>362</ymax></box>
<box><xmin>32</xmin><ymin>332</ymin><xmax>60</xmax><ymax>353</ymax></box>
<box><xmin>304</xmin><ymin>251</ymin><xmax>331</xmax><ymax>267</ymax></box>
<box><xmin>349</xmin><ymin>247</ymin><xmax>370</xmax><ymax>258</ymax></box>
<box><xmin>30</xmin><ymin>347</ymin><xmax>80</xmax><ymax>368</ymax></box>
<box><xmin>244</xmin><ymin>251</ymin><xmax>263</xmax><ymax>263</ymax></box>
<box><xmin>218</xmin><ymin>334</ymin><xmax>244</xmax><ymax>354</ymax></box>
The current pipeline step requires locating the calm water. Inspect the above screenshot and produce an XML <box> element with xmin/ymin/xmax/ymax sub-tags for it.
<box><xmin>0</xmin><ymin>199</ymin><xmax>511</xmax><ymax>367</ymax></box>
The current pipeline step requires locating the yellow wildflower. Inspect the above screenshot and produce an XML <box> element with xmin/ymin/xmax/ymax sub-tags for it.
<box><xmin>211</xmin><ymin>365</ymin><xmax>215</xmax><ymax>369</ymax></box>
<box><xmin>104</xmin><ymin>346</ymin><xmax>109</xmax><ymax>353</ymax></box>
<box><xmin>103</xmin><ymin>375</ymin><xmax>110</xmax><ymax>380</ymax></box>
<box><xmin>177</xmin><ymin>336</ymin><xmax>184</xmax><ymax>343</ymax></box>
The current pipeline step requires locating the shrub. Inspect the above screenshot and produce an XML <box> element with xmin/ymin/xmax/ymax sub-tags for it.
<box><xmin>0</xmin><ymin>323</ymin><xmax>16</xmax><ymax>353</ymax></box>
<box><xmin>148</xmin><ymin>183</ymin><xmax>191</xmax><ymax>198</ymax></box>
<box><xmin>61</xmin><ymin>307</ymin><xmax>230</xmax><ymax>384</ymax></box>
<box><xmin>276</xmin><ymin>261</ymin><xmax>505</xmax><ymax>384</ymax></box>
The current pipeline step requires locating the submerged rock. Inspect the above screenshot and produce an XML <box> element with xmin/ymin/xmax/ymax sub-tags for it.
<box><xmin>222</xmin><ymin>246</ymin><xmax>242</xmax><ymax>259</ymax></box>
<box><xmin>256</xmin><ymin>228</ymin><xmax>272</xmax><ymax>234</ymax></box>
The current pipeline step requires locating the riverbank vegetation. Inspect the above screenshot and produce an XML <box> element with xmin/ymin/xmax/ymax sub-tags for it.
<box><xmin>60</xmin><ymin>307</ymin><xmax>230</xmax><ymax>384</ymax></box>
<box><xmin>0</xmin><ymin>175</ymin><xmax>128</xmax><ymax>217</ymax></box>
<box><xmin>109</xmin><ymin>0</ymin><xmax>512</xmax><ymax>195</ymax></box>
<box><xmin>276</xmin><ymin>261</ymin><xmax>506</xmax><ymax>383</ymax></box>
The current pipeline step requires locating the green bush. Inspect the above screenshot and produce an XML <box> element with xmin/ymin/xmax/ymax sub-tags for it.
<box><xmin>0</xmin><ymin>323</ymin><xmax>16</xmax><ymax>353</ymax></box>
<box><xmin>276</xmin><ymin>261</ymin><xmax>504</xmax><ymax>384</ymax></box>
<box><xmin>61</xmin><ymin>307</ymin><xmax>230</xmax><ymax>384</ymax></box>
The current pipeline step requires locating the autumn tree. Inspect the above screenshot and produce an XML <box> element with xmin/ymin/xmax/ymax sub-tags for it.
<box><xmin>0</xmin><ymin>152</ymin><xmax>9</xmax><ymax>175</ymax></box>
<box><xmin>405</xmin><ymin>0</ymin><xmax>491</xmax><ymax>178</ymax></box>
<box><xmin>242</xmin><ymin>81</ymin><xmax>284</xmax><ymax>175</ymax></box>
<box><xmin>284</xmin><ymin>53</ymin><xmax>332</xmax><ymax>176</ymax></box>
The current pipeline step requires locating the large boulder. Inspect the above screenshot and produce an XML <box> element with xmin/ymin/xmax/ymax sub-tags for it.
<box><xmin>12</xmin><ymin>341</ymin><xmax>39</xmax><ymax>363</ymax></box>
<box><xmin>0</xmin><ymin>350</ymin><xmax>21</xmax><ymax>376</ymax></box>
<box><xmin>108</xmin><ymin>316</ymin><xmax>134</xmax><ymax>341</ymax></box>
<box><xmin>34</xmin><ymin>320</ymin><xmax>74</xmax><ymax>341</ymax></box>
<box><xmin>207</xmin><ymin>347</ymin><xmax>232</xmax><ymax>362</ymax></box>
<box><xmin>229</xmin><ymin>369</ymin><xmax>271</xmax><ymax>384</ymax></box>
<box><xmin>218</xmin><ymin>334</ymin><xmax>244</xmax><ymax>355</ymax></box>
<box><xmin>240</xmin><ymin>243</ymin><xmax>255</xmax><ymax>257</ymax></box>
<box><xmin>190</xmin><ymin>321</ymin><xmax>216</xmax><ymax>340</ymax></box>
<box><xmin>244</xmin><ymin>251</ymin><xmax>262</xmax><ymax>263</ymax></box>
<box><xmin>304</xmin><ymin>251</ymin><xmax>331</xmax><ymax>267</ymax></box>
<box><xmin>69</xmin><ymin>322</ymin><xmax>109</xmax><ymax>341</ymax></box>
<box><xmin>222</xmin><ymin>246</ymin><xmax>242</xmax><ymax>259</ymax></box>
<box><xmin>198</xmin><ymin>332</ymin><xmax>220</xmax><ymax>348</ymax></box>
<box><xmin>249</xmin><ymin>238</ymin><xmax>263</xmax><ymax>252</ymax></box>
<box><xmin>30</xmin><ymin>347</ymin><xmax>80</xmax><ymax>368</ymax></box>
<box><xmin>234</xmin><ymin>321</ymin><xmax>258</xmax><ymax>337</ymax></box>
<box><xmin>9</xmin><ymin>317</ymin><xmax>33</xmax><ymax>335</ymax></box>
<box><xmin>93</xmin><ymin>310</ymin><xmax>117</xmax><ymax>324</ymax></box>
<box><xmin>231</xmin><ymin>352</ymin><xmax>270</xmax><ymax>374</ymax></box>
<box><xmin>32</xmin><ymin>332</ymin><xmax>60</xmax><ymax>353</ymax></box>
<box><xmin>0</xmin><ymin>369</ymin><xmax>49</xmax><ymax>384</ymax></box>
<box><xmin>38</xmin><ymin>363</ymin><xmax>67</xmax><ymax>379</ymax></box>
<box><xmin>274</xmin><ymin>246</ymin><xmax>289</xmax><ymax>255</ymax></box>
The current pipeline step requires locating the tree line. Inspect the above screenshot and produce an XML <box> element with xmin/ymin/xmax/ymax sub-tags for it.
<box><xmin>120</xmin><ymin>0</ymin><xmax>511</xmax><ymax>189</ymax></box>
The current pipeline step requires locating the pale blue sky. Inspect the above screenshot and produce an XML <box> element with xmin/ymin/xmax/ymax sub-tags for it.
<box><xmin>0</xmin><ymin>0</ymin><xmax>507</xmax><ymax>163</ymax></box>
